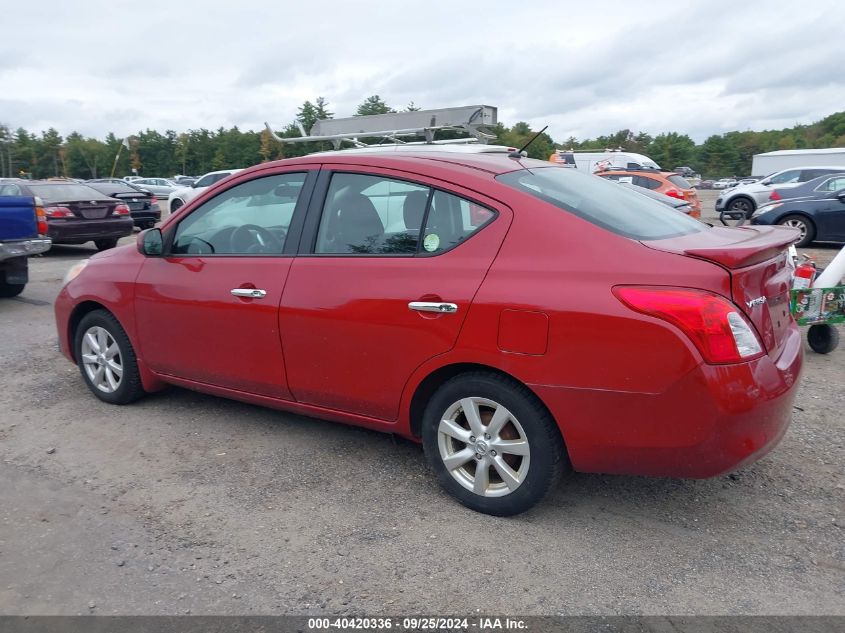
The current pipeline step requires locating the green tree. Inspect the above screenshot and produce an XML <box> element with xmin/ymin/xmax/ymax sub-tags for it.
<box><xmin>355</xmin><ymin>95</ymin><xmax>392</xmax><ymax>116</ymax></box>
<box><xmin>296</xmin><ymin>101</ymin><xmax>319</xmax><ymax>135</ymax></box>
<box><xmin>648</xmin><ymin>132</ymin><xmax>695</xmax><ymax>170</ymax></box>
<box><xmin>314</xmin><ymin>97</ymin><xmax>333</xmax><ymax>121</ymax></box>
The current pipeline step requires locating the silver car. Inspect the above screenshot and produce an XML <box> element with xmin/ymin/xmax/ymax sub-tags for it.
<box><xmin>130</xmin><ymin>178</ymin><xmax>181</xmax><ymax>198</ymax></box>
<box><xmin>715</xmin><ymin>166</ymin><xmax>845</xmax><ymax>218</ymax></box>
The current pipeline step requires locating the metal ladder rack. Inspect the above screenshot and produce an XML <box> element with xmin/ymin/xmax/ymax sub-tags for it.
<box><xmin>265</xmin><ymin>105</ymin><xmax>498</xmax><ymax>149</ymax></box>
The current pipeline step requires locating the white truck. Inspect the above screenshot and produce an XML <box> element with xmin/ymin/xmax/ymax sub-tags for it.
<box><xmin>751</xmin><ymin>148</ymin><xmax>845</xmax><ymax>177</ymax></box>
<box><xmin>550</xmin><ymin>149</ymin><xmax>661</xmax><ymax>173</ymax></box>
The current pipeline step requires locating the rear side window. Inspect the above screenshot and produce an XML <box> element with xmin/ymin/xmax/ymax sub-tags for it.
<box><xmin>496</xmin><ymin>167</ymin><xmax>704</xmax><ymax>241</ymax></box>
<box><xmin>800</xmin><ymin>169</ymin><xmax>835</xmax><ymax>181</ymax></box>
<box><xmin>634</xmin><ymin>175</ymin><xmax>662</xmax><ymax>190</ymax></box>
<box><xmin>314</xmin><ymin>173</ymin><xmax>497</xmax><ymax>256</ymax></box>
<box><xmin>666</xmin><ymin>175</ymin><xmax>692</xmax><ymax>189</ymax></box>
<box><xmin>421</xmin><ymin>190</ymin><xmax>495</xmax><ymax>255</ymax></box>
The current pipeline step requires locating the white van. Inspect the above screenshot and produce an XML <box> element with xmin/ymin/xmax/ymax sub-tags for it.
<box><xmin>550</xmin><ymin>150</ymin><xmax>661</xmax><ymax>173</ymax></box>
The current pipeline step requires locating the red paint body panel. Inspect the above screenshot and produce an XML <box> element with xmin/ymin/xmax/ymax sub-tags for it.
<box><xmin>134</xmin><ymin>256</ymin><xmax>294</xmax><ymax>398</ymax></box>
<box><xmin>54</xmin><ymin>152</ymin><xmax>804</xmax><ymax>481</ymax></box>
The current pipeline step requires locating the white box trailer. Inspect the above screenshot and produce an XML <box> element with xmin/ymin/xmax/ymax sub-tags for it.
<box><xmin>751</xmin><ymin>148</ymin><xmax>845</xmax><ymax>177</ymax></box>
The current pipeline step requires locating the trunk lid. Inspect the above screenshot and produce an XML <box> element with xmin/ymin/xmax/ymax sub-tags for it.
<box><xmin>644</xmin><ymin>225</ymin><xmax>799</xmax><ymax>354</ymax></box>
<box><xmin>65</xmin><ymin>199</ymin><xmax>119</xmax><ymax>220</ymax></box>
<box><xmin>111</xmin><ymin>191</ymin><xmax>154</xmax><ymax>212</ymax></box>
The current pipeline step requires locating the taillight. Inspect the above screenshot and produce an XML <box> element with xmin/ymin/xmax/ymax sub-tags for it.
<box><xmin>44</xmin><ymin>206</ymin><xmax>72</xmax><ymax>218</ymax></box>
<box><xmin>613</xmin><ymin>286</ymin><xmax>764</xmax><ymax>364</ymax></box>
<box><xmin>769</xmin><ymin>190</ymin><xmax>782</xmax><ymax>201</ymax></box>
<box><xmin>114</xmin><ymin>203</ymin><xmax>130</xmax><ymax>215</ymax></box>
<box><xmin>35</xmin><ymin>205</ymin><xmax>48</xmax><ymax>235</ymax></box>
<box><xmin>664</xmin><ymin>189</ymin><xmax>684</xmax><ymax>200</ymax></box>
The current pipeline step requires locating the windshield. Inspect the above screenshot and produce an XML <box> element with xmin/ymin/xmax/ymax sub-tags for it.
<box><xmin>496</xmin><ymin>167</ymin><xmax>705</xmax><ymax>240</ymax></box>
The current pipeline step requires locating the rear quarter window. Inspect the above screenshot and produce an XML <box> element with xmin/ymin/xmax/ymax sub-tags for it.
<box><xmin>496</xmin><ymin>167</ymin><xmax>704</xmax><ymax>241</ymax></box>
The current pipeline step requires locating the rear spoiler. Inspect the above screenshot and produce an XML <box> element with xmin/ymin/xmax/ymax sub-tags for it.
<box><xmin>683</xmin><ymin>226</ymin><xmax>800</xmax><ymax>269</ymax></box>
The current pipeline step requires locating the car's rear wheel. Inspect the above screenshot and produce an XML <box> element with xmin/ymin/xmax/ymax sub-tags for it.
<box><xmin>422</xmin><ymin>372</ymin><xmax>566</xmax><ymax>516</ymax></box>
<box><xmin>75</xmin><ymin>310</ymin><xmax>145</xmax><ymax>404</ymax></box>
<box><xmin>778</xmin><ymin>215</ymin><xmax>816</xmax><ymax>247</ymax></box>
<box><xmin>95</xmin><ymin>238</ymin><xmax>119</xmax><ymax>251</ymax></box>
<box><xmin>0</xmin><ymin>280</ymin><xmax>25</xmax><ymax>298</ymax></box>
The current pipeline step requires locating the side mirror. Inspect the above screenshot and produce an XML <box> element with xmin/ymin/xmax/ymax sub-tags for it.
<box><xmin>760</xmin><ymin>179</ymin><xmax>771</xmax><ymax>186</ymax></box>
<box><xmin>137</xmin><ymin>228</ymin><xmax>164</xmax><ymax>256</ymax></box>
<box><xmin>837</xmin><ymin>192</ymin><xmax>845</xmax><ymax>203</ymax></box>
<box><xmin>191</xmin><ymin>182</ymin><xmax>199</xmax><ymax>188</ymax></box>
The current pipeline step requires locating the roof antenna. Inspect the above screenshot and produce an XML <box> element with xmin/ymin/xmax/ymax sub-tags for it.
<box><xmin>508</xmin><ymin>125</ymin><xmax>548</xmax><ymax>159</ymax></box>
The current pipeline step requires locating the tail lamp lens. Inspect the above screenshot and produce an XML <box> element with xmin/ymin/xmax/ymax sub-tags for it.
<box><xmin>613</xmin><ymin>286</ymin><xmax>764</xmax><ymax>364</ymax></box>
<box><xmin>114</xmin><ymin>203</ymin><xmax>130</xmax><ymax>215</ymax></box>
<box><xmin>769</xmin><ymin>190</ymin><xmax>782</xmax><ymax>201</ymax></box>
<box><xmin>664</xmin><ymin>189</ymin><xmax>684</xmax><ymax>200</ymax></box>
<box><xmin>44</xmin><ymin>206</ymin><xmax>72</xmax><ymax>218</ymax></box>
<box><xmin>35</xmin><ymin>205</ymin><xmax>48</xmax><ymax>234</ymax></box>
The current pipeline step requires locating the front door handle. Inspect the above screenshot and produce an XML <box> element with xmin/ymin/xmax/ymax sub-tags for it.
<box><xmin>408</xmin><ymin>301</ymin><xmax>458</xmax><ymax>314</ymax></box>
<box><xmin>231</xmin><ymin>288</ymin><xmax>267</xmax><ymax>299</ymax></box>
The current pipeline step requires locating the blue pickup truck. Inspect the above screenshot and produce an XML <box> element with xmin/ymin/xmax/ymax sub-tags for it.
<box><xmin>0</xmin><ymin>195</ymin><xmax>52</xmax><ymax>297</ymax></box>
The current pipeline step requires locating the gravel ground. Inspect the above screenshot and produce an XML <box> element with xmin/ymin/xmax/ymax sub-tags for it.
<box><xmin>0</xmin><ymin>192</ymin><xmax>842</xmax><ymax>616</ymax></box>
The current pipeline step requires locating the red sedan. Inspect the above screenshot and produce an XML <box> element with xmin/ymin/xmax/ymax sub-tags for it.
<box><xmin>55</xmin><ymin>152</ymin><xmax>803</xmax><ymax>516</ymax></box>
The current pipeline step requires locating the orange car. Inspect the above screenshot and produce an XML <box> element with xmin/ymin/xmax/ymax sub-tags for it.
<box><xmin>596</xmin><ymin>169</ymin><xmax>701</xmax><ymax>218</ymax></box>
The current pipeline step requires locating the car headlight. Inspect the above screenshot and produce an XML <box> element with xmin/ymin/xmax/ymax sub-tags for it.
<box><xmin>63</xmin><ymin>259</ymin><xmax>89</xmax><ymax>286</ymax></box>
<box><xmin>752</xmin><ymin>203</ymin><xmax>781</xmax><ymax>218</ymax></box>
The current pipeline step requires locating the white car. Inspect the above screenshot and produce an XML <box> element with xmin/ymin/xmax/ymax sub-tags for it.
<box><xmin>715</xmin><ymin>166</ymin><xmax>845</xmax><ymax>218</ymax></box>
<box><xmin>711</xmin><ymin>178</ymin><xmax>738</xmax><ymax>190</ymax></box>
<box><xmin>166</xmin><ymin>169</ymin><xmax>243</xmax><ymax>216</ymax></box>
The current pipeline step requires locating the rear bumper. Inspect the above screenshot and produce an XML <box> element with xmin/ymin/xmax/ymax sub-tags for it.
<box><xmin>47</xmin><ymin>218</ymin><xmax>134</xmax><ymax>244</ymax></box>
<box><xmin>0</xmin><ymin>237</ymin><xmax>52</xmax><ymax>261</ymax></box>
<box><xmin>130</xmin><ymin>206</ymin><xmax>161</xmax><ymax>226</ymax></box>
<box><xmin>533</xmin><ymin>323</ymin><xmax>803</xmax><ymax>478</ymax></box>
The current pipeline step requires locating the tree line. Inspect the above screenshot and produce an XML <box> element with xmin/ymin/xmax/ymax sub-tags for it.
<box><xmin>2</xmin><ymin>95</ymin><xmax>844</xmax><ymax>180</ymax></box>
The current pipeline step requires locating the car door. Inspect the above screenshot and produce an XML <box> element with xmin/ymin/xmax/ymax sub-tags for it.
<box><xmin>816</xmin><ymin>186</ymin><xmax>845</xmax><ymax>240</ymax></box>
<box><xmin>279</xmin><ymin>167</ymin><xmax>511</xmax><ymax>421</ymax></box>
<box><xmin>134</xmin><ymin>168</ymin><xmax>316</xmax><ymax>398</ymax></box>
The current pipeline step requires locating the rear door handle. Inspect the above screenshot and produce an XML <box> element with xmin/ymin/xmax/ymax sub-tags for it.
<box><xmin>408</xmin><ymin>301</ymin><xmax>458</xmax><ymax>314</ymax></box>
<box><xmin>231</xmin><ymin>288</ymin><xmax>267</xmax><ymax>299</ymax></box>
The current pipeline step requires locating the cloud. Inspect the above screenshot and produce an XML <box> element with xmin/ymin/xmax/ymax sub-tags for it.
<box><xmin>1</xmin><ymin>0</ymin><xmax>843</xmax><ymax>145</ymax></box>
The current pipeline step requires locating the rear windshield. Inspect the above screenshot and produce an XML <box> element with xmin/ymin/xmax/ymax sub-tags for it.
<box><xmin>27</xmin><ymin>184</ymin><xmax>111</xmax><ymax>202</ymax></box>
<box><xmin>88</xmin><ymin>183</ymin><xmax>145</xmax><ymax>196</ymax></box>
<box><xmin>667</xmin><ymin>174</ymin><xmax>692</xmax><ymax>188</ymax></box>
<box><xmin>496</xmin><ymin>167</ymin><xmax>705</xmax><ymax>240</ymax></box>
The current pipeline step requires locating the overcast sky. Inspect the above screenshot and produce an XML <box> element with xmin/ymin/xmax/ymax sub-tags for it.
<box><xmin>2</xmin><ymin>0</ymin><xmax>844</xmax><ymax>143</ymax></box>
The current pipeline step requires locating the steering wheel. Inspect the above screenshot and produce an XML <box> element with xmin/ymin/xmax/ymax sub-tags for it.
<box><xmin>229</xmin><ymin>224</ymin><xmax>284</xmax><ymax>254</ymax></box>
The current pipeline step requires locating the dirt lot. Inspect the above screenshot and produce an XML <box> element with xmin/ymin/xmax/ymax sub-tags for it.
<box><xmin>0</xmin><ymin>190</ymin><xmax>843</xmax><ymax>616</ymax></box>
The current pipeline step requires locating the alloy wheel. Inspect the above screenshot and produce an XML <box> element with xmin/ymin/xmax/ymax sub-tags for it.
<box><xmin>437</xmin><ymin>397</ymin><xmax>531</xmax><ymax>497</ymax></box>
<box><xmin>80</xmin><ymin>325</ymin><xmax>123</xmax><ymax>393</ymax></box>
<box><xmin>782</xmin><ymin>218</ymin><xmax>807</xmax><ymax>240</ymax></box>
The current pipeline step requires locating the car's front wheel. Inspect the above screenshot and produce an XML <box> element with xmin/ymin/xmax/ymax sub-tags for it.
<box><xmin>728</xmin><ymin>196</ymin><xmax>755</xmax><ymax>218</ymax></box>
<box><xmin>0</xmin><ymin>280</ymin><xmax>25</xmax><ymax>298</ymax></box>
<box><xmin>170</xmin><ymin>198</ymin><xmax>184</xmax><ymax>214</ymax></box>
<box><xmin>422</xmin><ymin>372</ymin><xmax>566</xmax><ymax>516</ymax></box>
<box><xmin>778</xmin><ymin>214</ymin><xmax>816</xmax><ymax>247</ymax></box>
<box><xmin>74</xmin><ymin>310</ymin><xmax>145</xmax><ymax>404</ymax></box>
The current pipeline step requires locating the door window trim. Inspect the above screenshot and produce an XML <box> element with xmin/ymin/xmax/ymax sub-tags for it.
<box><xmin>162</xmin><ymin>168</ymin><xmax>319</xmax><ymax>257</ymax></box>
<box><xmin>298</xmin><ymin>168</ymin><xmax>499</xmax><ymax>258</ymax></box>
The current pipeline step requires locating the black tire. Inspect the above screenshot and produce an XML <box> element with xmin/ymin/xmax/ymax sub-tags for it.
<box><xmin>170</xmin><ymin>198</ymin><xmax>184</xmax><ymax>214</ymax></box>
<box><xmin>807</xmin><ymin>324</ymin><xmax>840</xmax><ymax>354</ymax></box>
<box><xmin>0</xmin><ymin>280</ymin><xmax>25</xmax><ymax>298</ymax></box>
<box><xmin>727</xmin><ymin>196</ymin><xmax>755</xmax><ymax>218</ymax></box>
<box><xmin>777</xmin><ymin>215</ymin><xmax>816</xmax><ymax>247</ymax></box>
<box><xmin>95</xmin><ymin>238</ymin><xmax>119</xmax><ymax>251</ymax></box>
<box><xmin>74</xmin><ymin>309</ymin><xmax>146</xmax><ymax>404</ymax></box>
<box><xmin>421</xmin><ymin>372</ymin><xmax>567</xmax><ymax>516</ymax></box>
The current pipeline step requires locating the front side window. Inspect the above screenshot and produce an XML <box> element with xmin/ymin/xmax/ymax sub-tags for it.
<box><xmin>496</xmin><ymin>166</ymin><xmax>704</xmax><ymax>241</ymax></box>
<box><xmin>769</xmin><ymin>170</ymin><xmax>801</xmax><ymax>185</ymax></box>
<box><xmin>315</xmin><ymin>173</ymin><xmax>430</xmax><ymax>255</ymax></box>
<box><xmin>171</xmin><ymin>173</ymin><xmax>306</xmax><ymax>255</ymax></box>
<box><xmin>818</xmin><ymin>176</ymin><xmax>845</xmax><ymax>192</ymax></box>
